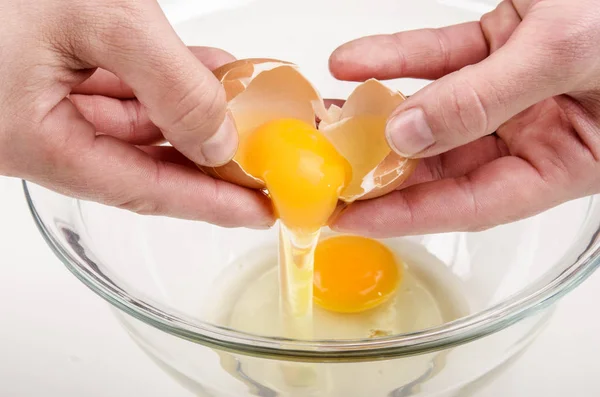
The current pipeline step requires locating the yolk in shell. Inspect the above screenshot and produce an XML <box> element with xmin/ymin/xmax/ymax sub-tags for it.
<box><xmin>239</xmin><ymin>118</ymin><xmax>352</xmax><ymax>232</ymax></box>
<box><xmin>313</xmin><ymin>235</ymin><xmax>400</xmax><ymax>313</ymax></box>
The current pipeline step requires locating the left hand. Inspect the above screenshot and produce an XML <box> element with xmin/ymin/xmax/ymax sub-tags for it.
<box><xmin>0</xmin><ymin>0</ymin><xmax>274</xmax><ymax>229</ymax></box>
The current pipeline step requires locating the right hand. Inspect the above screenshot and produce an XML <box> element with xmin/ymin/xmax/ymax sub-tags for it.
<box><xmin>329</xmin><ymin>0</ymin><xmax>600</xmax><ymax>237</ymax></box>
<box><xmin>0</xmin><ymin>0</ymin><xmax>274</xmax><ymax>228</ymax></box>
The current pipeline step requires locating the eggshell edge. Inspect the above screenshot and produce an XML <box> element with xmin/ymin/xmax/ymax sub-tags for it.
<box><xmin>198</xmin><ymin>59</ymin><xmax>418</xmax><ymax>203</ymax></box>
<box><xmin>319</xmin><ymin>79</ymin><xmax>418</xmax><ymax>202</ymax></box>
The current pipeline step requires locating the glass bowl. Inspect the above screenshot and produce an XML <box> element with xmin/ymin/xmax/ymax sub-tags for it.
<box><xmin>23</xmin><ymin>0</ymin><xmax>600</xmax><ymax>395</ymax></box>
<box><xmin>24</xmin><ymin>184</ymin><xmax>600</xmax><ymax>396</ymax></box>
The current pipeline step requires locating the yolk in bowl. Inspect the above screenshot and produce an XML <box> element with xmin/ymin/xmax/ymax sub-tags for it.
<box><xmin>239</xmin><ymin>118</ymin><xmax>352</xmax><ymax>232</ymax></box>
<box><xmin>314</xmin><ymin>235</ymin><xmax>401</xmax><ymax>313</ymax></box>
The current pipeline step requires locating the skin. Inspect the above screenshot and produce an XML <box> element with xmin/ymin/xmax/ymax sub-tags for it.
<box><xmin>2</xmin><ymin>0</ymin><xmax>599</xmax><ymax>236</ymax></box>
<box><xmin>0</xmin><ymin>0</ymin><xmax>273</xmax><ymax>228</ymax></box>
<box><xmin>329</xmin><ymin>0</ymin><xmax>600</xmax><ymax>237</ymax></box>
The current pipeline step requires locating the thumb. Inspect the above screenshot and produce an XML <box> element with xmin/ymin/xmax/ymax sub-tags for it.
<box><xmin>71</xmin><ymin>1</ymin><xmax>236</xmax><ymax>167</ymax></box>
<box><xmin>384</xmin><ymin>31</ymin><xmax>570</xmax><ymax>158</ymax></box>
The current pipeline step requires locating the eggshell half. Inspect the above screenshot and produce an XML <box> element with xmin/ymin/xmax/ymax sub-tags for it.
<box><xmin>319</xmin><ymin>79</ymin><xmax>418</xmax><ymax>201</ymax></box>
<box><xmin>198</xmin><ymin>58</ymin><xmax>417</xmax><ymax>202</ymax></box>
<box><xmin>199</xmin><ymin>59</ymin><xmax>329</xmax><ymax>189</ymax></box>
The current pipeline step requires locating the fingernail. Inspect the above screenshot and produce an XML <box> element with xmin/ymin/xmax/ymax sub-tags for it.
<box><xmin>200</xmin><ymin>111</ymin><xmax>238</xmax><ymax>166</ymax></box>
<box><xmin>386</xmin><ymin>108</ymin><xmax>435</xmax><ymax>157</ymax></box>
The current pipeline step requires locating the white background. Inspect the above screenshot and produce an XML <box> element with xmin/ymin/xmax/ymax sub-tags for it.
<box><xmin>2</xmin><ymin>0</ymin><xmax>600</xmax><ymax>394</ymax></box>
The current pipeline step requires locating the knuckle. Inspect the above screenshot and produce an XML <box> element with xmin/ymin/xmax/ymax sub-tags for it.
<box><xmin>202</xmin><ymin>179</ymin><xmax>232</xmax><ymax>225</ymax></box>
<box><xmin>479</xmin><ymin>0</ymin><xmax>519</xmax><ymax>53</ymax></box>
<box><xmin>116</xmin><ymin>196</ymin><xmax>161</xmax><ymax>215</ymax></box>
<box><xmin>123</xmin><ymin>100</ymin><xmax>144</xmax><ymax>142</ymax></box>
<box><xmin>197</xmin><ymin>178</ymin><xmax>246</xmax><ymax>228</ymax></box>
<box><xmin>166</xmin><ymin>79</ymin><xmax>227</xmax><ymax>140</ymax></box>
<box><xmin>389</xmin><ymin>33</ymin><xmax>409</xmax><ymax>76</ymax></box>
<box><xmin>530</xmin><ymin>142</ymin><xmax>573</xmax><ymax>187</ymax></box>
<box><xmin>112</xmin><ymin>161</ymin><xmax>165</xmax><ymax>216</ymax></box>
<box><xmin>116</xmin><ymin>163</ymin><xmax>166</xmax><ymax>215</ymax></box>
<box><xmin>479</xmin><ymin>9</ymin><xmax>494</xmax><ymax>27</ymax></box>
<box><xmin>454</xmin><ymin>175</ymin><xmax>492</xmax><ymax>232</ymax></box>
<box><xmin>204</xmin><ymin>181</ymin><xmax>229</xmax><ymax>224</ymax></box>
<box><xmin>431</xmin><ymin>28</ymin><xmax>451</xmax><ymax>75</ymax></box>
<box><xmin>439</xmin><ymin>74</ymin><xmax>489</xmax><ymax>140</ymax></box>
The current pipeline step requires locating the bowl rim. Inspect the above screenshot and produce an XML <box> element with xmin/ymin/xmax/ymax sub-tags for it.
<box><xmin>23</xmin><ymin>180</ymin><xmax>600</xmax><ymax>361</ymax></box>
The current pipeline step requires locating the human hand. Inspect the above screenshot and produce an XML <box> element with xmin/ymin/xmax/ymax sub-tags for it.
<box><xmin>0</xmin><ymin>0</ymin><xmax>273</xmax><ymax>228</ymax></box>
<box><xmin>328</xmin><ymin>0</ymin><xmax>600</xmax><ymax>237</ymax></box>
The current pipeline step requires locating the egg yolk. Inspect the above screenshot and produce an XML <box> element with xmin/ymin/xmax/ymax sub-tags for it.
<box><xmin>313</xmin><ymin>235</ymin><xmax>400</xmax><ymax>313</ymax></box>
<box><xmin>239</xmin><ymin>118</ymin><xmax>352</xmax><ymax>232</ymax></box>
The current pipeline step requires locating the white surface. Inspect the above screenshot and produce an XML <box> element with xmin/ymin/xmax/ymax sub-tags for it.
<box><xmin>1</xmin><ymin>175</ymin><xmax>600</xmax><ymax>396</ymax></box>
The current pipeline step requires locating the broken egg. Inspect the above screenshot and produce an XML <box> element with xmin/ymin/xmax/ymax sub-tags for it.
<box><xmin>196</xmin><ymin>59</ymin><xmax>420</xmax><ymax>329</ymax></box>
<box><xmin>199</xmin><ymin>58</ymin><xmax>418</xmax><ymax>208</ymax></box>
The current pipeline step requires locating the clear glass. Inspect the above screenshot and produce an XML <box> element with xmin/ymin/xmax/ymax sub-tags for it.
<box><xmin>23</xmin><ymin>180</ymin><xmax>600</xmax><ymax>395</ymax></box>
<box><xmin>21</xmin><ymin>0</ymin><xmax>600</xmax><ymax>395</ymax></box>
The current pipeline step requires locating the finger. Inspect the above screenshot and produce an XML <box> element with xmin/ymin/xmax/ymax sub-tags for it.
<box><xmin>68</xmin><ymin>5</ymin><xmax>239</xmax><ymax>166</ymax></box>
<box><xmin>28</xmin><ymin>98</ymin><xmax>274</xmax><ymax>228</ymax></box>
<box><xmin>71</xmin><ymin>47</ymin><xmax>235</xmax><ymax>98</ymax></box>
<box><xmin>138</xmin><ymin>145</ymin><xmax>197</xmax><ymax>168</ymax></box>
<box><xmin>384</xmin><ymin>5</ymin><xmax>572</xmax><ymax>159</ymax></box>
<box><xmin>318</xmin><ymin>100</ymin><xmax>507</xmax><ymax>188</ymax></box>
<box><xmin>69</xmin><ymin>45</ymin><xmax>238</xmax><ymax>145</ymax></box>
<box><xmin>329</xmin><ymin>22</ymin><xmax>489</xmax><ymax>82</ymax></box>
<box><xmin>318</xmin><ymin>107</ymin><xmax>507</xmax><ymax>189</ymax></box>
<box><xmin>188</xmin><ymin>46</ymin><xmax>236</xmax><ymax>71</ymax></box>
<box><xmin>327</xmin><ymin>136</ymin><xmax>507</xmax><ymax>229</ymax></box>
<box><xmin>400</xmin><ymin>135</ymin><xmax>509</xmax><ymax>189</ymax></box>
<box><xmin>71</xmin><ymin>69</ymin><xmax>135</xmax><ymax>98</ymax></box>
<box><xmin>331</xmin><ymin>156</ymin><xmax>560</xmax><ymax>237</ymax></box>
<box><xmin>70</xmin><ymin>94</ymin><xmax>164</xmax><ymax>145</ymax></box>
<box><xmin>480</xmin><ymin>0</ymin><xmax>522</xmax><ymax>53</ymax></box>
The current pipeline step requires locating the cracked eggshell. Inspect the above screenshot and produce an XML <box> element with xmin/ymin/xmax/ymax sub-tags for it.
<box><xmin>319</xmin><ymin>79</ymin><xmax>419</xmax><ymax>202</ymax></box>
<box><xmin>198</xmin><ymin>58</ymin><xmax>417</xmax><ymax>202</ymax></box>
<box><xmin>198</xmin><ymin>58</ymin><xmax>329</xmax><ymax>189</ymax></box>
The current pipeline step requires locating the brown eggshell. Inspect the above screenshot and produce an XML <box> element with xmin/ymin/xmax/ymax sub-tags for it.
<box><xmin>357</xmin><ymin>153</ymin><xmax>419</xmax><ymax>200</ymax></box>
<box><xmin>197</xmin><ymin>59</ymin><xmax>418</xmax><ymax>204</ymax></box>
<box><xmin>200</xmin><ymin>160</ymin><xmax>264</xmax><ymax>190</ymax></box>
<box><xmin>319</xmin><ymin>79</ymin><xmax>418</xmax><ymax>202</ymax></box>
<box><xmin>198</xmin><ymin>59</ymin><xmax>328</xmax><ymax>188</ymax></box>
